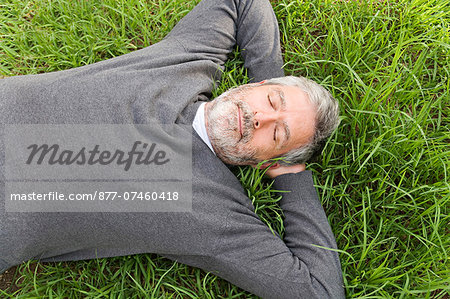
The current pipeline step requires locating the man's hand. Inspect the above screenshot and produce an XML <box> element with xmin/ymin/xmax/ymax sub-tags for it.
<box><xmin>253</xmin><ymin>162</ymin><xmax>306</xmax><ymax>178</ymax></box>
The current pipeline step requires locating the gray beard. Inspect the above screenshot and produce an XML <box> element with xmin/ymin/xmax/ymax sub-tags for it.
<box><xmin>206</xmin><ymin>89</ymin><xmax>259</xmax><ymax>165</ymax></box>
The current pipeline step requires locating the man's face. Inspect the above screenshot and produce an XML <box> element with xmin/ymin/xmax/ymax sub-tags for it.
<box><xmin>205</xmin><ymin>83</ymin><xmax>317</xmax><ymax>165</ymax></box>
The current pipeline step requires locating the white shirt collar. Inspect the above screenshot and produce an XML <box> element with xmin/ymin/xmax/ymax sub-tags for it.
<box><xmin>192</xmin><ymin>102</ymin><xmax>216</xmax><ymax>155</ymax></box>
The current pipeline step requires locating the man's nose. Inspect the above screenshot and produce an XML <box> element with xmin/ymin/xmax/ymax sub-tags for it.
<box><xmin>253</xmin><ymin>111</ymin><xmax>278</xmax><ymax>129</ymax></box>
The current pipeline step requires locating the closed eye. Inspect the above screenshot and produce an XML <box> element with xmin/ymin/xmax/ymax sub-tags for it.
<box><xmin>268</xmin><ymin>95</ymin><xmax>274</xmax><ymax>109</ymax></box>
<box><xmin>269</xmin><ymin>94</ymin><xmax>277</xmax><ymax>142</ymax></box>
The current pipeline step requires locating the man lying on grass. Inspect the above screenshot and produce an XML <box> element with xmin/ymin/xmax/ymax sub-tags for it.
<box><xmin>0</xmin><ymin>0</ymin><xmax>344</xmax><ymax>297</ymax></box>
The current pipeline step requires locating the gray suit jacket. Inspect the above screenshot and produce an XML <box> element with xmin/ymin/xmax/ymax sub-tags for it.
<box><xmin>0</xmin><ymin>0</ymin><xmax>344</xmax><ymax>297</ymax></box>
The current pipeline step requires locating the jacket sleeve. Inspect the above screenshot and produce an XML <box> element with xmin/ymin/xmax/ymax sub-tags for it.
<box><xmin>164</xmin><ymin>0</ymin><xmax>285</xmax><ymax>82</ymax></box>
<box><xmin>162</xmin><ymin>171</ymin><xmax>345</xmax><ymax>298</ymax></box>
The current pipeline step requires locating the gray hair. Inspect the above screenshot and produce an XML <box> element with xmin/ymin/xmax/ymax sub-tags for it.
<box><xmin>262</xmin><ymin>76</ymin><xmax>340</xmax><ymax>164</ymax></box>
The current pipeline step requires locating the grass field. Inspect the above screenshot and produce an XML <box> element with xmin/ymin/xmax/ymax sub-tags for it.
<box><xmin>1</xmin><ymin>0</ymin><xmax>449</xmax><ymax>298</ymax></box>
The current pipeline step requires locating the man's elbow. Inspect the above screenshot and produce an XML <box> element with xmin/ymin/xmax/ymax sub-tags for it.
<box><xmin>310</xmin><ymin>271</ymin><xmax>345</xmax><ymax>299</ymax></box>
<box><xmin>259</xmin><ymin>266</ymin><xmax>345</xmax><ymax>298</ymax></box>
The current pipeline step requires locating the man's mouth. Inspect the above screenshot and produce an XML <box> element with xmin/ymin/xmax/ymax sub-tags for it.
<box><xmin>237</xmin><ymin>105</ymin><xmax>243</xmax><ymax>140</ymax></box>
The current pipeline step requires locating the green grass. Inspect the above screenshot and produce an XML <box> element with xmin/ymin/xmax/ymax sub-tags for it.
<box><xmin>1</xmin><ymin>0</ymin><xmax>449</xmax><ymax>297</ymax></box>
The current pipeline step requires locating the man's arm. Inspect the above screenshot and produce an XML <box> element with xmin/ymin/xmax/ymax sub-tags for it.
<box><xmin>162</xmin><ymin>170</ymin><xmax>344</xmax><ymax>298</ymax></box>
<box><xmin>271</xmin><ymin>171</ymin><xmax>345</xmax><ymax>297</ymax></box>
<box><xmin>164</xmin><ymin>0</ymin><xmax>284</xmax><ymax>82</ymax></box>
<box><xmin>237</xmin><ymin>171</ymin><xmax>343</xmax><ymax>298</ymax></box>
